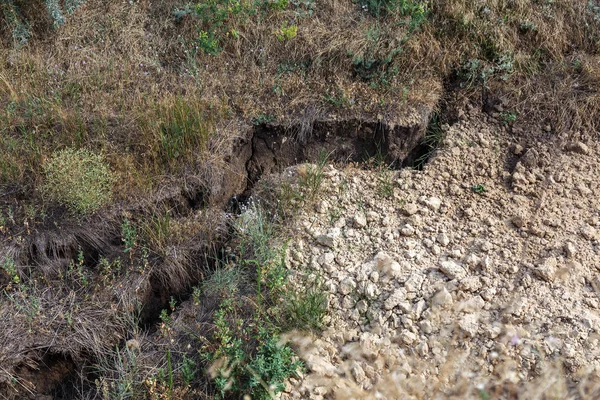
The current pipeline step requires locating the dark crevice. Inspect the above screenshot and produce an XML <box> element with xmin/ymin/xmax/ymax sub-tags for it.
<box><xmin>14</xmin><ymin>111</ymin><xmax>436</xmax><ymax>398</ymax></box>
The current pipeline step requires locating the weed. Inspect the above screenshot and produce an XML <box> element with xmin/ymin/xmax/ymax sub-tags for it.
<box><xmin>500</xmin><ymin>112</ymin><xmax>517</xmax><ymax>124</ymax></box>
<box><xmin>324</xmin><ymin>86</ymin><xmax>350</xmax><ymax>107</ymax></box>
<box><xmin>276</xmin><ymin>22</ymin><xmax>298</xmax><ymax>41</ymax></box>
<box><xmin>42</xmin><ymin>148</ymin><xmax>115</xmax><ymax>214</ymax></box>
<box><xmin>179</xmin><ymin>355</ymin><xmax>197</xmax><ymax>387</ymax></box>
<box><xmin>1</xmin><ymin>256</ymin><xmax>19</xmax><ymax>286</ymax></box>
<box><xmin>252</xmin><ymin>113</ymin><xmax>276</xmax><ymax>125</ymax></box>
<box><xmin>121</xmin><ymin>219</ymin><xmax>137</xmax><ymax>254</ymax></box>
<box><xmin>413</xmin><ymin>111</ymin><xmax>443</xmax><ymax>169</ymax></box>
<box><xmin>155</xmin><ymin>97</ymin><xmax>214</xmax><ymax>167</ymax></box>
<box><xmin>298</xmin><ymin>149</ymin><xmax>329</xmax><ymax>200</ymax></box>
<box><xmin>282</xmin><ymin>275</ymin><xmax>327</xmax><ymax>331</ymax></box>
<box><xmin>472</xmin><ymin>184</ymin><xmax>487</xmax><ymax>194</ymax></box>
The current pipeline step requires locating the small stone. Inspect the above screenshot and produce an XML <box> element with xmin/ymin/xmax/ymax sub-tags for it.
<box><xmin>564</xmin><ymin>242</ymin><xmax>577</xmax><ymax>258</ymax></box>
<box><xmin>544</xmin><ymin>125</ymin><xmax>552</xmax><ymax>133</ymax></box>
<box><xmin>401</xmin><ymin>224</ymin><xmax>416</xmax><ymax>236</ymax></box>
<box><xmin>402</xmin><ymin>203</ymin><xmax>419</xmax><ymax>216</ymax></box>
<box><xmin>339</xmin><ymin>278</ymin><xmax>356</xmax><ymax>295</ymax></box>
<box><xmin>400</xmin><ymin>329</ymin><xmax>417</xmax><ymax>345</ymax></box>
<box><xmin>316</xmin><ymin>234</ymin><xmax>335</xmax><ymax>248</ymax></box>
<box><xmin>317</xmin><ymin>252</ymin><xmax>335</xmax><ymax>266</ymax></box>
<box><xmin>439</xmin><ymin>260</ymin><xmax>468</xmax><ymax>280</ymax></box>
<box><xmin>316</xmin><ymin>200</ymin><xmax>329</xmax><ymax>213</ymax></box>
<box><xmin>462</xmin><ymin>295</ymin><xmax>485</xmax><ymax>313</ymax></box>
<box><xmin>534</xmin><ymin>256</ymin><xmax>557</xmax><ymax>282</ymax></box>
<box><xmin>460</xmin><ymin>276</ymin><xmax>482</xmax><ymax>292</ymax></box>
<box><xmin>416</xmin><ymin>342</ymin><xmax>429</xmax><ymax>357</ymax></box>
<box><xmin>567</xmin><ymin>141</ymin><xmax>590</xmax><ymax>155</ymax></box>
<box><xmin>437</xmin><ymin>232</ymin><xmax>450</xmax><ymax>246</ymax></box>
<box><xmin>384</xmin><ymin>288</ymin><xmax>408</xmax><ymax>310</ymax></box>
<box><xmin>369</xmin><ymin>271</ymin><xmax>379</xmax><ymax>283</ymax></box>
<box><xmin>351</xmin><ymin>362</ymin><xmax>366</xmax><ymax>383</ymax></box>
<box><xmin>581</xmin><ymin>226</ymin><xmax>597</xmax><ymax>240</ymax></box>
<box><xmin>512</xmin><ymin>215</ymin><xmax>527</xmax><ymax>228</ymax></box>
<box><xmin>353</xmin><ymin>213</ymin><xmax>367</xmax><ymax>228</ymax></box>
<box><xmin>432</xmin><ymin>287</ymin><xmax>453</xmax><ymax>307</ymax></box>
<box><xmin>419</xmin><ymin>320</ymin><xmax>433</xmax><ymax>334</ymax></box>
<box><xmin>464</xmin><ymin>253</ymin><xmax>480</xmax><ymax>268</ymax></box>
<box><xmin>356</xmin><ymin>299</ymin><xmax>368</xmax><ymax>314</ymax></box>
<box><xmin>459</xmin><ymin>314</ymin><xmax>480</xmax><ymax>337</ymax></box>
<box><xmin>424</xmin><ymin>197</ymin><xmax>442</xmax><ymax>211</ymax></box>
<box><xmin>513</xmin><ymin>144</ymin><xmax>524</xmax><ymax>155</ymax></box>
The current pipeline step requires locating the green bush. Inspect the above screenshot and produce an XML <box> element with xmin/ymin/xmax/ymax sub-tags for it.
<box><xmin>42</xmin><ymin>148</ymin><xmax>114</xmax><ymax>214</ymax></box>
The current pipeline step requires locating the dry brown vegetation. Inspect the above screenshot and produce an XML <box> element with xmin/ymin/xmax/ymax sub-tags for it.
<box><xmin>0</xmin><ymin>0</ymin><xmax>599</xmax><ymax>398</ymax></box>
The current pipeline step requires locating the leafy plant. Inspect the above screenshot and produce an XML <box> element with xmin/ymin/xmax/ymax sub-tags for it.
<box><xmin>121</xmin><ymin>219</ymin><xmax>137</xmax><ymax>254</ymax></box>
<box><xmin>179</xmin><ymin>355</ymin><xmax>197</xmax><ymax>387</ymax></box>
<box><xmin>500</xmin><ymin>112</ymin><xmax>517</xmax><ymax>124</ymax></box>
<box><xmin>276</xmin><ymin>22</ymin><xmax>298</xmax><ymax>41</ymax></box>
<box><xmin>1</xmin><ymin>256</ymin><xmax>19</xmax><ymax>286</ymax></box>
<box><xmin>251</xmin><ymin>113</ymin><xmax>276</xmax><ymax>125</ymax></box>
<box><xmin>472</xmin><ymin>184</ymin><xmax>487</xmax><ymax>194</ymax></box>
<box><xmin>42</xmin><ymin>148</ymin><xmax>115</xmax><ymax>214</ymax></box>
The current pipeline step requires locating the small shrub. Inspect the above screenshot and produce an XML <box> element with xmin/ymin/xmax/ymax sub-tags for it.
<box><xmin>1</xmin><ymin>256</ymin><xmax>20</xmax><ymax>286</ymax></box>
<box><xmin>42</xmin><ymin>148</ymin><xmax>114</xmax><ymax>214</ymax></box>
<box><xmin>276</xmin><ymin>22</ymin><xmax>297</xmax><ymax>41</ymax></box>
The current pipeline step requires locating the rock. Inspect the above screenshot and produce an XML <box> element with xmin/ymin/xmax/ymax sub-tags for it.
<box><xmin>356</xmin><ymin>300</ymin><xmax>368</xmax><ymax>314</ymax></box>
<box><xmin>432</xmin><ymin>287</ymin><xmax>453</xmax><ymax>307</ymax></box>
<box><xmin>581</xmin><ymin>226</ymin><xmax>597</xmax><ymax>240</ymax></box>
<box><xmin>316</xmin><ymin>234</ymin><xmax>335</xmax><ymax>248</ymax></box>
<box><xmin>535</xmin><ymin>256</ymin><xmax>557</xmax><ymax>282</ymax></box>
<box><xmin>360</xmin><ymin>281</ymin><xmax>378</xmax><ymax>298</ymax></box>
<box><xmin>317</xmin><ymin>252</ymin><xmax>335</xmax><ymax>267</ymax></box>
<box><xmin>439</xmin><ymin>260</ymin><xmax>468</xmax><ymax>280</ymax></box>
<box><xmin>461</xmin><ymin>295</ymin><xmax>485</xmax><ymax>312</ymax></box>
<box><xmin>567</xmin><ymin>141</ymin><xmax>590</xmax><ymax>155</ymax></box>
<box><xmin>513</xmin><ymin>144</ymin><xmax>524</xmax><ymax>155</ymax></box>
<box><xmin>419</xmin><ymin>320</ymin><xmax>433</xmax><ymax>334</ymax></box>
<box><xmin>353</xmin><ymin>213</ymin><xmax>367</xmax><ymax>228</ymax></box>
<box><xmin>512</xmin><ymin>214</ymin><xmax>527</xmax><ymax>228</ymax></box>
<box><xmin>459</xmin><ymin>314</ymin><xmax>480</xmax><ymax>337</ymax></box>
<box><xmin>351</xmin><ymin>362</ymin><xmax>366</xmax><ymax>383</ymax></box>
<box><xmin>400</xmin><ymin>329</ymin><xmax>417</xmax><ymax>345</ymax></box>
<box><xmin>424</xmin><ymin>197</ymin><xmax>442</xmax><ymax>211</ymax></box>
<box><xmin>437</xmin><ymin>232</ymin><xmax>450</xmax><ymax>247</ymax></box>
<box><xmin>316</xmin><ymin>200</ymin><xmax>329</xmax><ymax>213</ymax></box>
<box><xmin>405</xmin><ymin>273</ymin><xmax>425</xmax><ymax>293</ymax></box>
<box><xmin>374</xmin><ymin>252</ymin><xmax>403</xmax><ymax>279</ymax></box>
<box><xmin>564</xmin><ymin>242</ymin><xmax>577</xmax><ymax>258</ymax></box>
<box><xmin>460</xmin><ymin>276</ymin><xmax>482</xmax><ymax>292</ymax></box>
<box><xmin>339</xmin><ymin>278</ymin><xmax>356</xmax><ymax>295</ymax></box>
<box><xmin>402</xmin><ymin>203</ymin><xmax>419</xmax><ymax>216</ymax></box>
<box><xmin>366</xmin><ymin>211</ymin><xmax>379</xmax><ymax>223</ymax></box>
<box><xmin>416</xmin><ymin>342</ymin><xmax>429</xmax><ymax>357</ymax></box>
<box><xmin>384</xmin><ymin>288</ymin><xmax>407</xmax><ymax>310</ymax></box>
<box><xmin>464</xmin><ymin>253</ymin><xmax>481</xmax><ymax>269</ymax></box>
<box><xmin>401</xmin><ymin>224</ymin><xmax>416</xmax><ymax>236</ymax></box>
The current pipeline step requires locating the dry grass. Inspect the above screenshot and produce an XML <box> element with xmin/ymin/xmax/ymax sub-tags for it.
<box><xmin>0</xmin><ymin>0</ymin><xmax>599</xmax><ymax>398</ymax></box>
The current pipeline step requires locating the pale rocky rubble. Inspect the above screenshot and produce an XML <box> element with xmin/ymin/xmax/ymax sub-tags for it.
<box><xmin>268</xmin><ymin>108</ymin><xmax>600</xmax><ymax>398</ymax></box>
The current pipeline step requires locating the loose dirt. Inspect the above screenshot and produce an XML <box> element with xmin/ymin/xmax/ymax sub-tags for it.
<box><xmin>263</xmin><ymin>106</ymin><xmax>600</xmax><ymax>399</ymax></box>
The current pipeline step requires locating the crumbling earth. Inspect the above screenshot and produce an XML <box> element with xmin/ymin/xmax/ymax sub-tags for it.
<box><xmin>267</xmin><ymin>106</ymin><xmax>600</xmax><ymax>399</ymax></box>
